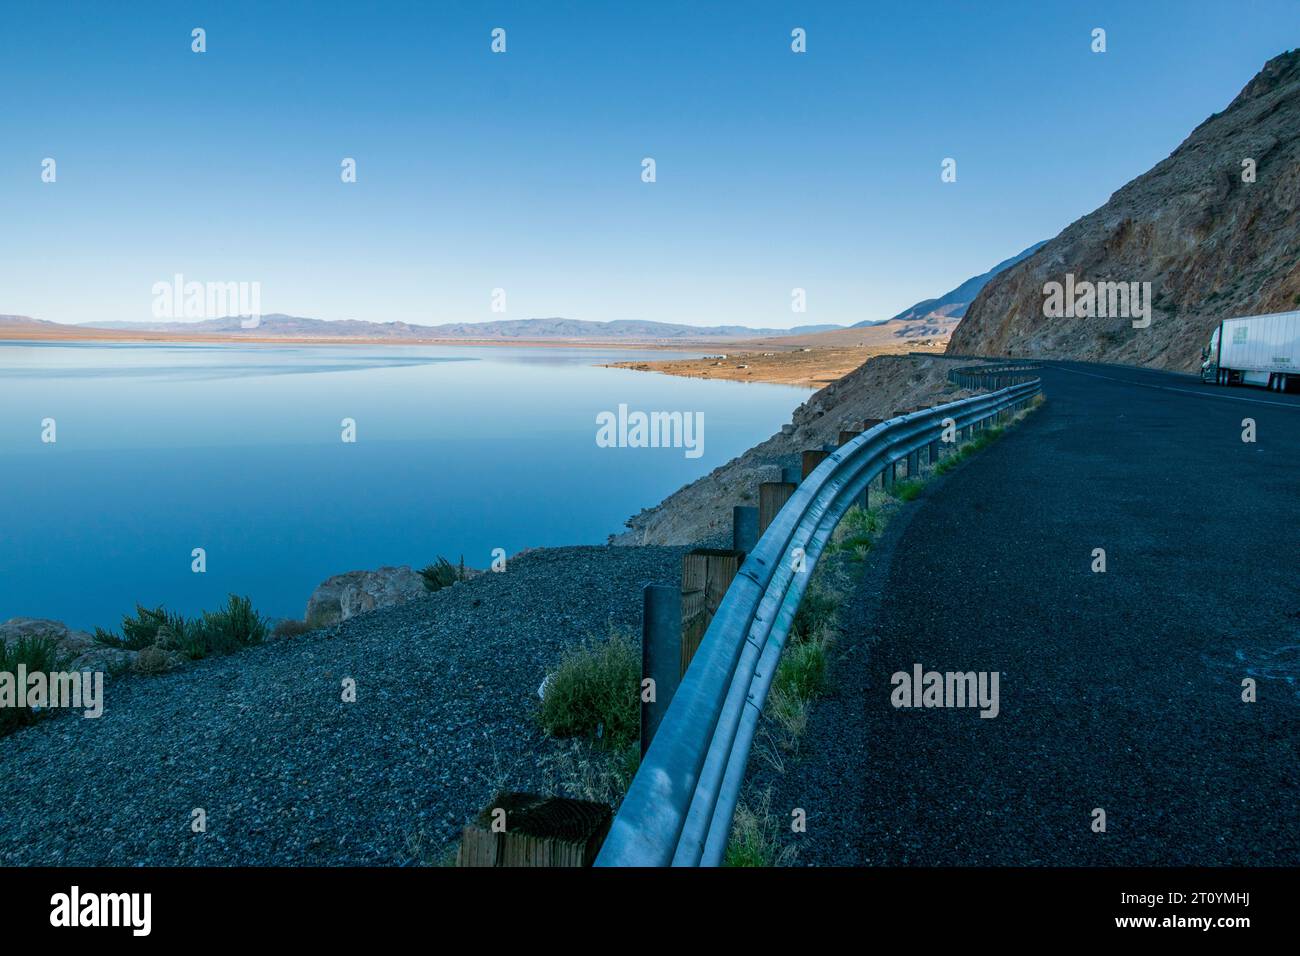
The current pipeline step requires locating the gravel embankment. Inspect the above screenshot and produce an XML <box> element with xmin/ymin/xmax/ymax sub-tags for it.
<box><xmin>0</xmin><ymin>545</ymin><xmax>686</xmax><ymax>865</ymax></box>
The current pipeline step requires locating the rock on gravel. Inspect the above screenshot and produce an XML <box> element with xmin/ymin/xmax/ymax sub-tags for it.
<box><xmin>1</xmin><ymin>617</ymin><xmax>135</xmax><ymax>672</ymax></box>
<box><xmin>304</xmin><ymin>565</ymin><xmax>429</xmax><ymax>628</ymax></box>
<box><xmin>0</xmin><ymin>545</ymin><xmax>685</xmax><ymax>866</ymax></box>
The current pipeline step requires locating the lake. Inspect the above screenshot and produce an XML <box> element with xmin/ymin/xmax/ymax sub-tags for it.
<box><xmin>0</xmin><ymin>341</ymin><xmax>809</xmax><ymax>630</ymax></box>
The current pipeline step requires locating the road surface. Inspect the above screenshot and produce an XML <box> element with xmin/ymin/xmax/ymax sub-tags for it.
<box><xmin>775</xmin><ymin>361</ymin><xmax>1300</xmax><ymax>865</ymax></box>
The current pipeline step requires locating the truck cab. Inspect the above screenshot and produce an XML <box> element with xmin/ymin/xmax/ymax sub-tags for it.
<box><xmin>1200</xmin><ymin>327</ymin><xmax>1220</xmax><ymax>383</ymax></box>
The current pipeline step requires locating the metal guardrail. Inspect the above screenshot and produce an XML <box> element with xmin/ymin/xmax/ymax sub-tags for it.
<box><xmin>596</xmin><ymin>366</ymin><xmax>1042</xmax><ymax>866</ymax></box>
<box><xmin>947</xmin><ymin>363</ymin><xmax>1041</xmax><ymax>389</ymax></box>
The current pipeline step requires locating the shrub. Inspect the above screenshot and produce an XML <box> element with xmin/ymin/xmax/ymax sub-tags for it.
<box><xmin>539</xmin><ymin>630</ymin><xmax>640</xmax><ymax>749</ymax></box>
<box><xmin>774</xmin><ymin>637</ymin><xmax>828</xmax><ymax>703</ymax></box>
<box><xmin>188</xmin><ymin>594</ymin><xmax>267</xmax><ymax>658</ymax></box>
<box><xmin>894</xmin><ymin>478</ymin><xmax>925</xmax><ymax>502</ymax></box>
<box><xmin>272</xmin><ymin>619</ymin><xmax>314</xmax><ymax>640</ymax></box>
<box><xmin>766</xmin><ymin>681</ymin><xmax>811</xmax><ymax>742</ymax></box>
<box><xmin>419</xmin><ymin>556</ymin><xmax>467</xmax><ymax>592</ymax></box>
<box><xmin>94</xmin><ymin>604</ymin><xmax>186</xmax><ymax>650</ymax></box>
<box><xmin>90</xmin><ymin>595</ymin><xmax>268</xmax><ymax>664</ymax></box>
<box><xmin>830</xmin><ymin>505</ymin><xmax>880</xmax><ymax>556</ymax></box>
<box><xmin>793</xmin><ymin>585</ymin><xmax>837</xmax><ymax>642</ymax></box>
<box><xmin>0</xmin><ymin>635</ymin><xmax>69</xmax><ymax>737</ymax></box>
<box><xmin>724</xmin><ymin>789</ymin><xmax>795</xmax><ymax>867</ymax></box>
<box><xmin>934</xmin><ymin>454</ymin><xmax>961</xmax><ymax>475</ymax></box>
<box><xmin>177</xmin><ymin>622</ymin><xmax>210</xmax><ymax>661</ymax></box>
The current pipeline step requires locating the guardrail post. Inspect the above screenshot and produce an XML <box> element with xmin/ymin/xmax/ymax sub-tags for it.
<box><xmin>838</xmin><ymin>429</ymin><xmax>862</xmax><ymax>446</ymax></box>
<box><xmin>641</xmin><ymin>583</ymin><xmax>682</xmax><ymax>756</ymax></box>
<box><xmin>801</xmin><ymin>449</ymin><xmax>829</xmax><ymax>479</ymax></box>
<box><xmin>882</xmin><ymin>459</ymin><xmax>896</xmax><ymax>490</ymax></box>
<box><xmin>928</xmin><ymin>440</ymin><xmax>940</xmax><ymax>465</ymax></box>
<box><xmin>459</xmin><ymin>792</ymin><xmax>612</xmax><ymax>867</ymax></box>
<box><xmin>906</xmin><ymin>448</ymin><xmax>920</xmax><ymax>477</ymax></box>
<box><xmin>731</xmin><ymin>505</ymin><xmax>759</xmax><ymax>554</ymax></box>
<box><xmin>681</xmin><ymin>549</ymin><xmax>743</xmax><ymax>676</ymax></box>
<box><xmin>780</xmin><ymin>464</ymin><xmax>801</xmax><ymax>485</ymax></box>
<box><xmin>758</xmin><ymin>481</ymin><xmax>796</xmax><ymax>536</ymax></box>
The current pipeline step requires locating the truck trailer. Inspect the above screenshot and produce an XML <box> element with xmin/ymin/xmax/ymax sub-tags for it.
<box><xmin>1200</xmin><ymin>310</ymin><xmax>1300</xmax><ymax>391</ymax></box>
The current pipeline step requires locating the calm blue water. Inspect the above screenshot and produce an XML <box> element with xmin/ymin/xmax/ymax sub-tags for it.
<box><xmin>0</xmin><ymin>341</ymin><xmax>809</xmax><ymax>630</ymax></box>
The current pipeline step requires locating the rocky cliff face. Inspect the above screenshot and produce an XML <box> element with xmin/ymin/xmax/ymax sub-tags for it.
<box><xmin>950</xmin><ymin>50</ymin><xmax>1300</xmax><ymax>371</ymax></box>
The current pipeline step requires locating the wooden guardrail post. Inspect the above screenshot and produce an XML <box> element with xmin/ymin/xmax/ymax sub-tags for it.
<box><xmin>801</xmin><ymin>449</ymin><xmax>829</xmax><ymax>479</ymax></box>
<box><xmin>928</xmin><ymin>439</ymin><xmax>940</xmax><ymax>464</ymax></box>
<box><xmin>838</xmin><ymin>425</ymin><xmax>876</xmax><ymax>507</ymax></box>
<box><xmin>681</xmin><ymin>548</ymin><xmax>743</xmax><ymax>676</ymax></box>
<box><xmin>641</xmin><ymin>583</ymin><xmax>682</xmax><ymax>756</ymax></box>
<box><xmin>882</xmin><ymin>459</ymin><xmax>896</xmax><ymax>491</ymax></box>
<box><xmin>906</xmin><ymin>448</ymin><xmax>920</xmax><ymax>477</ymax></box>
<box><xmin>732</xmin><ymin>505</ymin><xmax>759</xmax><ymax>554</ymax></box>
<box><xmin>458</xmin><ymin>792</ymin><xmax>612</xmax><ymax>867</ymax></box>
<box><xmin>758</xmin><ymin>481</ymin><xmax>796</xmax><ymax>536</ymax></box>
<box><xmin>780</xmin><ymin>464</ymin><xmax>801</xmax><ymax>485</ymax></box>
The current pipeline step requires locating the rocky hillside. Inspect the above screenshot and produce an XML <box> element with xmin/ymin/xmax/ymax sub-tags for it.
<box><xmin>613</xmin><ymin>354</ymin><xmax>976</xmax><ymax>546</ymax></box>
<box><xmin>950</xmin><ymin>49</ymin><xmax>1300</xmax><ymax>371</ymax></box>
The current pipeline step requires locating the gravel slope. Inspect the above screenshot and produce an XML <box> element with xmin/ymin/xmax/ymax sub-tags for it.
<box><xmin>0</xmin><ymin>546</ymin><xmax>685</xmax><ymax>865</ymax></box>
<box><xmin>769</xmin><ymin>362</ymin><xmax>1300</xmax><ymax>865</ymax></box>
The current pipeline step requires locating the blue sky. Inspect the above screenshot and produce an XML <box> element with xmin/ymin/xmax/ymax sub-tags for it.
<box><xmin>2</xmin><ymin>0</ymin><xmax>1294</xmax><ymax>328</ymax></box>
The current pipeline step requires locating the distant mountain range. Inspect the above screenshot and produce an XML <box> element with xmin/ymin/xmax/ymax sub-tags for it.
<box><xmin>70</xmin><ymin>315</ymin><xmax>845</xmax><ymax>341</ymax></box>
<box><xmin>852</xmin><ymin>241</ymin><xmax>1047</xmax><ymax>329</ymax></box>
<box><xmin>1</xmin><ymin>246</ymin><xmax>1048</xmax><ymax>344</ymax></box>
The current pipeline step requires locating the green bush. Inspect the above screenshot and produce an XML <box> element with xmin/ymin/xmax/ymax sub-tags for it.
<box><xmin>724</xmin><ymin>790</ymin><xmax>794</xmax><ymax>867</ymax></box>
<box><xmin>894</xmin><ymin>478</ymin><xmax>925</xmax><ymax>502</ymax></box>
<box><xmin>830</xmin><ymin>505</ymin><xmax>880</xmax><ymax>555</ymax></box>
<box><xmin>95</xmin><ymin>595</ymin><xmax>266</xmax><ymax>662</ymax></box>
<box><xmin>272</xmin><ymin>618</ymin><xmax>314</xmax><ymax>640</ymax></box>
<box><xmin>793</xmin><ymin>585</ymin><xmax>837</xmax><ymax>642</ymax></box>
<box><xmin>773</xmin><ymin>636</ymin><xmax>828</xmax><ymax>702</ymax></box>
<box><xmin>187</xmin><ymin>594</ymin><xmax>267</xmax><ymax>658</ymax></box>
<box><xmin>94</xmin><ymin>604</ymin><xmax>186</xmax><ymax>650</ymax></box>
<box><xmin>539</xmin><ymin>630</ymin><xmax>640</xmax><ymax>749</ymax></box>
<box><xmin>0</xmin><ymin>635</ymin><xmax>69</xmax><ymax>737</ymax></box>
<box><xmin>419</xmin><ymin>556</ymin><xmax>467</xmax><ymax>592</ymax></box>
<box><xmin>934</xmin><ymin>453</ymin><xmax>962</xmax><ymax>475</ymax></box>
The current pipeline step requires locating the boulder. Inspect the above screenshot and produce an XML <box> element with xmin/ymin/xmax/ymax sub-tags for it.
<box><xmin>0</xmin><ymin>617</ymin><xmax>136</xmax><ymax>672</ymax></box>
<box><xmin>304</xmin><ymin>566</ymin><xmax>428</xmax><ymax>628</ymax></box>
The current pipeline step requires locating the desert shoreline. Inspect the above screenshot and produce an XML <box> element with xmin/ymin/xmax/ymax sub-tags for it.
<box><xmin>0</xmin><ymin>323</ymin><xmax>949</xmax><ymax>389</ymax></box>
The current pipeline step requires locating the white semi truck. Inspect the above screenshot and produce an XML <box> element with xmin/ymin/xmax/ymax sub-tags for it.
<box><xmin>1200</xmin><ymin>310</ymin><xmax>1300</xmax><ymax>391</ymax></box>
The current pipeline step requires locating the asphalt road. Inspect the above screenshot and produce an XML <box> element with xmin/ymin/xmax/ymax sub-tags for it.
<box><xmin>778</xmin><ymin>361</ymin><xmax>1300</xmax><ymax>865</ymax></box>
